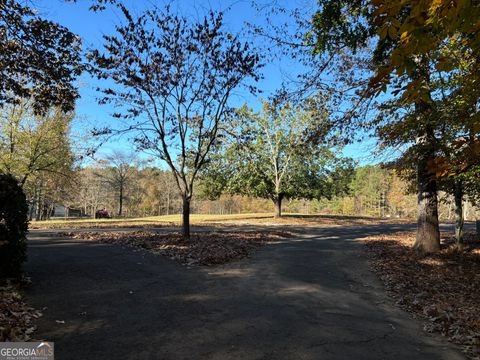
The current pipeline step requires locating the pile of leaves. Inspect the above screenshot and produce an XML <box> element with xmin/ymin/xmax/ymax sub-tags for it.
<box><xmin>0</xmin><ymin>280</ymin><xmax>42</xmax><ymax>341</ymax></box>
<box><xmin>63</xmin><ymin>230</ymin><xmax>292</xmax><ymax>266</ymax></box>
<box><xmin>364</xmin><ymin>231</ymin><xmax>480</xmax><ymax>359</ymax></box>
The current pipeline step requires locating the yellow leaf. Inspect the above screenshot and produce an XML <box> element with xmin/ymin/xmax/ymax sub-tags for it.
<box><xmin>429</xmin><ymin>0</ymin><xmax>443</xmax><ymax>14</ymax></box>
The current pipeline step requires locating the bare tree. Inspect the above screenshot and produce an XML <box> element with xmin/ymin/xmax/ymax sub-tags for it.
<box><xmin>103</xmin><ymin>151</ymin><xmax>136</xmax><ymax>216</ymax></box>
<box><xmin>75</xmin><ymin>168</ymin><xmax>103</xmax><ymax>216</ymax></box>
<box><xmin>90</xmin><ymin>5</ymin><xmax>260</xmax><ymax>238</ymax></box>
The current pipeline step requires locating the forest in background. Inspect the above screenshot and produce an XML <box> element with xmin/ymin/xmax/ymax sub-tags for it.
<box><xmin>0</xmin><ymin>103</ymin><xmax>475</xmax><ymax>221</ymax></box>
<box><xmin>23</xmin><ymin>156</ymin><xmax>477</xmax><ymax>222</ymax></box>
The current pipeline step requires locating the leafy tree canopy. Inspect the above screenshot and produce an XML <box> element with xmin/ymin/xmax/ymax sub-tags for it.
<box><xmin>200</xmin><ymin>98</ymin><xmax>354</xmax><ymax>217</ymax></box>
<box><xmin>0</xmin><ymin>101</ymin><xmax>75</xmax><ymax>187</ymax></box>
<box><xmin>0</xmin><ymin>0</ymin><xmax>82</xmax><ymax>114</ymax></box>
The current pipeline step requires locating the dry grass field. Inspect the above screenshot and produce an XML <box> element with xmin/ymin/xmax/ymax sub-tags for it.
<box><xmin>30</xmin><ymin>212</ymin><xmax>413</xmax><ymax>229</ymax></box>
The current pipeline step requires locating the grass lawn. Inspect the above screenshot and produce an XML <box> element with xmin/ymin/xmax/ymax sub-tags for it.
<box><xmin>30</xmin><ymin>212</ymin><xmax>412</xmax><ymax>229</ymax></box>
<box><xmin>30</xmin><ymin>213</ymin><xmax>271</xmax><ymax>229</ymax></box>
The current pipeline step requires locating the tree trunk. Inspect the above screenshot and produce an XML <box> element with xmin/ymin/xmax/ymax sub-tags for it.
<box><xmin>414</xmin><ymin>147</ymin><xmax>440</xmax><ymax>253</ymax></box>
<box><xmin>29</xmin><ymin>187</ymin><xmax>37</xmax><ymax>221</ymax></box>
<box><xmin>118</xmin><ymin>184</ymin><xmax>123</xmax><ymax>216</ymax></box>
<box><xmin>454</xmin><ymin>179</ymin><xmax>464</xmax><ymax>249</ymax></box>
<box><xmin>273</xmin><ymin>194</ymin><xmax>283</xmax><ymax>218</ymax></box>
<box><xmin>410</xmin><ymin>56</ymin><xmax>440</xmax><ymax>252</ymax></box>
<box><xmin>182</xmin><ymin>195</ymin><xmax>191</xmax><ymax>240</ymax></box>
<box><xmin>35</xmin><ymin>185</ymin><xmax>42</xmax><ymax>221</ymax></box>
<box><xmin>29</xmin><ymin>200</ymin><xmax>35</xmax><ymax>221</ymax></box>
<box><xmin>166</xmin><ymin>193</ymin><xmax>170</xmax><ymax>215</ymax></box>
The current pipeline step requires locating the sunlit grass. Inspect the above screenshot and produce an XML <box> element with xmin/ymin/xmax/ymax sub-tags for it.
<box><xmin>30</xmin><ymin>212</ymin><xmax>409</xmax><ymax>230</ymax></box>
<box><xmin>31</xmin><ymin>212</ymin><xmax>278</xmax><ymax>228</ymax></box>
<box><xmin>33</xmin><ymin>212</ymin><xmax>277</xmax><ymax>223</ymax></box>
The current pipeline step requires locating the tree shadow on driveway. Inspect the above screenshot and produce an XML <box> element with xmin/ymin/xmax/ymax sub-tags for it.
<box><xmin>25</xmin><ymin>223</ymin><xmax>465</xmax><ymax>360</ymax></box>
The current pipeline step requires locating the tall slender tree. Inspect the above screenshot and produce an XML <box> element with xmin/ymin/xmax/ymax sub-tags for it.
<box><xmin>103</xmin><ymin>151</ymin><xmax>136</xmax><ymax>217</ymax></box>
<box><xmin>89</xmin><ymin>5</ymin><xmax>260</xmax><ymax>239</ymax></box>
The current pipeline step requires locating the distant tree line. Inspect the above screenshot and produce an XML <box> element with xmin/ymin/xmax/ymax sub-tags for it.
<box><xmin>0</xmin><ymin>102</ymin><xmax>475</xmax><ymax>221</ymax></box>
<box><xmin>12</xmin><ymin>158</ymin><xmax>472</xmax><ymax>223</ymax></box>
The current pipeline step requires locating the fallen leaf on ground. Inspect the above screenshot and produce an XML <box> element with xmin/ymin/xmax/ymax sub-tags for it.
<box><xmin>61</xmin><ymin>230</ymin><xmax>293</xmax><ymax>266</ymax></box>
<box><xmin>364</xmin><ymin>230</ymin><xmax>480</xmax><ymax>360</ymax></box>
<box><xmin>0</xmin><ymin>279</ymin><xmax>42</xmax><ymax>341</ymax></box>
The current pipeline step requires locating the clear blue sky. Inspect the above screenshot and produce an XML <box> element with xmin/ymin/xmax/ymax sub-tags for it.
<box><xmin>38</xmin><ymin>0</ymin><xmax>378</xmax><ymax>165</ymax></box>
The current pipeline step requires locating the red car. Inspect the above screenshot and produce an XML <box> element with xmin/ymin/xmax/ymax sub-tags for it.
<box><xmin>95</xmin><ymin>209</ymin><xmax>111</xmax><ymax>219</ymax></box>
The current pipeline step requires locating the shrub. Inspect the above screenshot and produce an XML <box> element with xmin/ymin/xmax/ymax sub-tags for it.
<box><xmin>0</xmin><ymin>174</ymin><xmax>28</xmax><ymax>278</ymax></box>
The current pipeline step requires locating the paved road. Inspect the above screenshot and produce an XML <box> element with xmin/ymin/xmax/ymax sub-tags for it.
<box><xmin>26</xmin><ymin>224</ymin><xmax>465</xmax><ymax>360</ymax></box>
